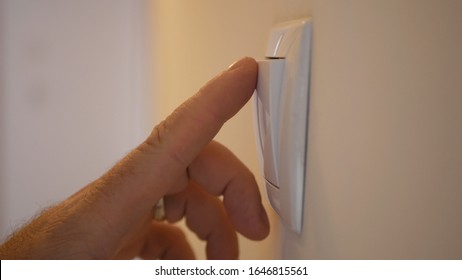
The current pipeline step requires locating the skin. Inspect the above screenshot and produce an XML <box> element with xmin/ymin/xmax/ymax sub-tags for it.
<box><xmin>0</xmin><ymin>57</ymin><xmax>269</xmax><ymax>260</ymax></box>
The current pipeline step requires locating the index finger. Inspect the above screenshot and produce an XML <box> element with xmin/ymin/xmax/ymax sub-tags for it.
<box><xmin>148</xmin><ymin>57</ymin><xmax>258</xmax><ymax>166</ymax></box>
<box><xmin>139</xmin><ymin>57</ymin><xmax>258</xmax><ymax>197</ymax></box>
<box><xmin>102</xmin><ymin>57</ymin><xmax>258</xmax><ymax>209</ymax></box>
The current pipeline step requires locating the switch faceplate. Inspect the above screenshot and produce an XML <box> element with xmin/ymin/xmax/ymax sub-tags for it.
<box><xmin>254</xmin><ymin>18</ymin><xmax>312</xmax><ymax>234</ymax></box>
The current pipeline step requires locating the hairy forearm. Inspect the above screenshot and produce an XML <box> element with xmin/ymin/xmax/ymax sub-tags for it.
<box><xmin>0</xmin><ymin>202</ymin><xmax>88</xmax><ymax>259</ymax></box>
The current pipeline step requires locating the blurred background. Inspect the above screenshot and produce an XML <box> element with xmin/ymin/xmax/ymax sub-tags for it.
<box><xmin>1</xmin><ymin>0</ymin><xmax>462</xmax><ymax>259</ymax></box>
<box><xmin>0</xmin><ymin>0</ymin><xmax>153</xmax><ymax>240</ymax></box>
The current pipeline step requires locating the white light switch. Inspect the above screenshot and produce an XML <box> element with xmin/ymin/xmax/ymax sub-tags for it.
<box><xmin>254</xmin><ymin>18</ymin><xmax>312</xmax><ymax>233</ymax></box>
<box><xmin>255</xmin><ymin>59</ymin><xmax>285</xmax><ymax>188</ymax></box>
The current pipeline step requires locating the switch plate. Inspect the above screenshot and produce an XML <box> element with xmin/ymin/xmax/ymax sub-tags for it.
<box><xmin>254</xmin><ymin>18</ymin><xmax>312</xmax><ymax>234</ymax></box>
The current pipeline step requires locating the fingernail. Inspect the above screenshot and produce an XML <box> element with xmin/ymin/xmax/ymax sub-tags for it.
<box><xmin>228</xmin><ymin>57</ymin><xmax>249</xmax><ymax>70</ymax></box>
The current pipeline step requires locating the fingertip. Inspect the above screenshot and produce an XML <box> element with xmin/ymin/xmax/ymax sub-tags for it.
<box><xmin>226</xmin><ymin>57</ymin><xmax>258</xmax><ymax>94</ymax></box>
<box><xmin>223</xmin><ymin>187</ymin><xmax>270</xmax><ymax>241</ymax></box>
<box><xmin>228</xmin><ymin>57</ymin><xmax>258</xmax><ymax>72</ymax></box>
<box><xmin>238</xmin><ymin>206</ymin><xmax>270</xmax><ymax>241</ymax></box>
<box><xmin>197</xmin><ymin>57</ymin><xmax>258</xmax><ymax>123</ymax></box>
<box><xmin>257</xmin><ymin>206</ymin><xmax>271</xmax><ymax>240</ymax></box>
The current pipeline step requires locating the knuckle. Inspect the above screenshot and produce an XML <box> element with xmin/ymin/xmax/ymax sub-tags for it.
<box><xmin>143</xmin><ymin>118</ymin><xmax>188</xmax><ymax>168</ymax></box>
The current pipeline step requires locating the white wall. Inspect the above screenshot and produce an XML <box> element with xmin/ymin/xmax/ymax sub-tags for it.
<box><xmin>151</xmin><ymin>0</ymin><xmax>462</xmax><ymax>259</ymax></box>
<box><xmin>0</xmin><ymin>0</ymin><xmax>153</xmax><ymax>241</ymax></box>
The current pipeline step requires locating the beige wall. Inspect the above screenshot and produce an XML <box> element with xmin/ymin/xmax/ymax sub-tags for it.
<box><xmin>150</xmin><ymin>0</ymin><xmax>462</xmax><ymax>259</ymax></box>
<box><xmin>287</xmin><ymin>0</ymin><xmax>462</xmax><ymax>259</ymax></box>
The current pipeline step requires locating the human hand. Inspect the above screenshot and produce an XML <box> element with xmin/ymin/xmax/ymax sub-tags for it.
<box><xmin>0</xmin><ymin>57</ymin><xmax>269</xmax><ymax>260</ymax></box>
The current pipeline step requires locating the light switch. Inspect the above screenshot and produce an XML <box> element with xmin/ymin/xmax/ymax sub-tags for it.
<box><xmin>254</xmin><ymin>18</ymin><xmax>312</xmax><ymax>234</ymax></box>
<box><xmin>255</xmin><ymin>59</ymin><xmax>285</xmax><ymax>189</ymax></box>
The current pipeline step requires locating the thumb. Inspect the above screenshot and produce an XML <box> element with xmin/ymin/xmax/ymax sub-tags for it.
<box><xmin>96</xmin><ymin>57</ymin><xmax>258</xmax><ymax>214</ymax></box>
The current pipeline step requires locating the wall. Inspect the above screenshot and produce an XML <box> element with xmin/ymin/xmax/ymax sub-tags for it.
<box><xmin>0</xmin><ymin>0</ymin><xmax>153</xmax><ymax>241</ymax></box>
<box><xmin>284</xmin><ymin>0</ymin><xmax>462</xmax><ymax>259</ymax></box>
<box><xmin>151</xmin><ymin>0</ymin><xmax>462</xmax><ymax>259</ymax></box>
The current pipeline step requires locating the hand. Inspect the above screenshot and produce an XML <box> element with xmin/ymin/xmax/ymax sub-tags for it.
<box><xmin>0</xmin><ymin>57</ymin><xmax>269</xmax><ymax>260</ymax></box>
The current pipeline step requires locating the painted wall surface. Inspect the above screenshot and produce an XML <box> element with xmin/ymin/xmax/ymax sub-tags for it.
<box><xmin>0</xmin><ymin>0</ymin><xmax>153</xmax><ymax>242</ymax></box>
<box><xmin>284</xmin><ymin>0</ymin><xmax>462</xmax><ymax>259</ymax></box>
<box><xmin>151</xmin><ymin>0</ymin><xmax>462</xmax><ymax>259</ymax></box>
